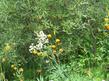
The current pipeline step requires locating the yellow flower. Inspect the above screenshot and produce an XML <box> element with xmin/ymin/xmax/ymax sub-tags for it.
<box><xmin>59</xmin><ymin>48</ymin><xmax>63</xmax><ymax>53</ymax></box>
<box><xmin>37</xmin><ymin>52</ymin><xmax>42</xmax><ymax>56</ymax></box>
<box><xmin>104</xmin><ymin>18</ymin><xmax>109</xmax><ymax>22</ymax></box>
<box><xmin>105</xmin><ymin>25</ymin><xmax>109</xmax><ymax>30</ymax></box>
<box><xmin>3</xmin><ymin>43</ymin><xmax>11</xmax><ymax>52</ymax></box>
<box><xmin>51</xmin><ymin>45</ymin><xmax>56</xmax><ymax>49</ymax></box>
<box><xmin>56</xmin><ymin>39</ymin><xmax>61</xmax><ymax>44</ymax></box>
<box><xmin>11</xmin><ymin>64</ymin><xmax>15</xmax><ymax>68</ymax></box>
<box><xmin>13</xmin><ymin>67</ymin><xmax>17</xmax><ymax>70</ymax></box>
<box><xmin>19</xmin><ymin>68</ymin><xmax>24</xmax><ymax>72</ymax></box>
<box><xmin>47</xmin><ymin>34</ymin><xmax>52</xmax><ymax>39</ymax></box>
<box><xmin>32</xmin><ymin>49</ymin><xmax>38</xmax><ymax>55</ymax></box>
<box><xmin>41</xmin><ymin>52</ymin><xmax>48</xmax><ymax>57</ymax></box>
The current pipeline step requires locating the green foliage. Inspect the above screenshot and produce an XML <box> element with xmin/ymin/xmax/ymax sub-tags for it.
<box><xmin>0</xmin><ymin>0</ymin><xmax>109</xmax><ymax>81</ymax></box>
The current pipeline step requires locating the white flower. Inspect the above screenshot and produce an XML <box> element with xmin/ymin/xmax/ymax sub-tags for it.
<box><xmin>35</xmin><ymin>31</ymin><xmax>49</xmax><ymax>44</ymax></box>
<box><xmin>29</xmin><ymin>42</ymin><xmax>44</xmax><ymax>53</ymax></box>
<box><xmin>29</xmin><ymin>43</ymin><xmax>36</xmax><ymax>53</ymax></box>
<box><xmin>37</xmin><ymin>31</ymin><xmax>47</xmax><ymax>39</ymax></box>
<box><xmin>44</xmin><ymin>39</ymin><xmax>49</xmax><ymax>43</ymax></box>
<box><xmin>29</xmin><ymin>31</ymin><xmax>49</xmax><ymax>53</ymax></box>
<box><xmin>38</xmin><ymin>38</ymin><xmax>49</xmax><ymax>44</ymax></box>
<box><xmin>36</xmin><ymin>42</ymin><xmax>43</xmax><ymax>50</ymax></box>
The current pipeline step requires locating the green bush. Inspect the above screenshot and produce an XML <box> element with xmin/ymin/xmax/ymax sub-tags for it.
<box><xmin>0</xmin><ymin>0</ymin><xmax>109</xmax><ymax>81</ymax></box>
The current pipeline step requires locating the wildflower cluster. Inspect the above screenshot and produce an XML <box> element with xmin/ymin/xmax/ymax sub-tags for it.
<box><xmin>29</xmin><ymin>30</ymin><xmax>64</xmax><ymax>64</ymax></box>
<box><xmin>11</xmin><ymin>64</ymin><xmax>24</xmax><ymax>72</ymax></box>
<box><xmin>29</xmin><ymin>31</ymin><xmax>49</xmax><ymax>55</ymax></box>
<box><xmin>3</xmin><ymin>43</ymin><xmax>12</xmax><ymax>53</ymax></box>
<box><xmin>11</xmin><ymin>64</ymin><xmax>24</xmax><ymax>81</ymax></box>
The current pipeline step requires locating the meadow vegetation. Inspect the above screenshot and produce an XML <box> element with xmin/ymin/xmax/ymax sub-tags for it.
<box><xmin>0</xmin><ymin>0</ymin><xmax>109</xmax><ymax>81</ymax></box>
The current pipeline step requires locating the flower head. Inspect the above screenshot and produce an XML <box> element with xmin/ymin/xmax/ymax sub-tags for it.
<box><xmin>32</xmin><ymin>49</ymin><xmax>38</xmax><ymax>55</ymax></box>
<box><xmin>11</xmin><ymin>64</ymin><xmax>15</xmax><ymax>68</ymax></box>
<box><xmin>36</xmin><ymin>42</ymin><xmax>43</xmax><ymax>50</ymax></box>
<box><xmin>3</xmin><ymin>43</ymin><xmax>11</xmax><ymax>52</ymax></box>
<box><xmin>13</xmin><ymin>67</ymin><xmax>17</xmax><ymax>70</ymax></box>
<box><xmin>29</xmin><ymin>31</ymin><xmax>50</xmax><ymax>54</ymax></box>
<box><xmin>51</xmin><ymin>45</ymin><xmax>56</xmax><ymax>49</ymax></box>
<box><xmin>19</xmin><ymin>68</ymin><xmax>24</xmax><ymax>72</ymax></box>
<box><xmin>36</xmin><ymin>31</ymin><xmax>49</xmax><ymax>44</ymax></box>
<box><xmin>29</xmin><ymin>43</ymin><xmax>43</xmax><ymax>53</ymax></box>
<box><xmin>59</xmin><ymin>48</ymin><xmax>63</xmax><ymax>53</ymax></box>
<box><xmin>56</xmin><ymin>39</ymin><xmax>61</xmax><ymax>44</ymax></box>
<box><xmin>105</xmin><ymin>25</ymin><xmax>109</xmax><ymax>30</ymax></box>
<box><xmin>47</xmin><ymin>34</ymin><xmax>52</xmax><ymax>39</ymax></box>
<box><xmin>37</xmin><ymin>52</ymin><xmax>43</xmax><ymax>56</ymax></box>
<box><xmin>29</xmin><ymin>43</ymin><xmax>35</xmax><ymax>53</ymax></box>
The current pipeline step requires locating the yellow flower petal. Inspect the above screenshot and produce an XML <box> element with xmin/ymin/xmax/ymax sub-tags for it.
<box><xmin>47</xmin><ymin>34</ymin><xmax>52</xmax><ymax>39</ymax></box>
<box><xmin>51</xmin><ymin>45</ymin><xmax>56</xmax><ymax>49</ymax></box>
<box><xmin>32</xmin><ymin>49</ymin><xmax>38</xmax><ymax>55</ymax></box>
